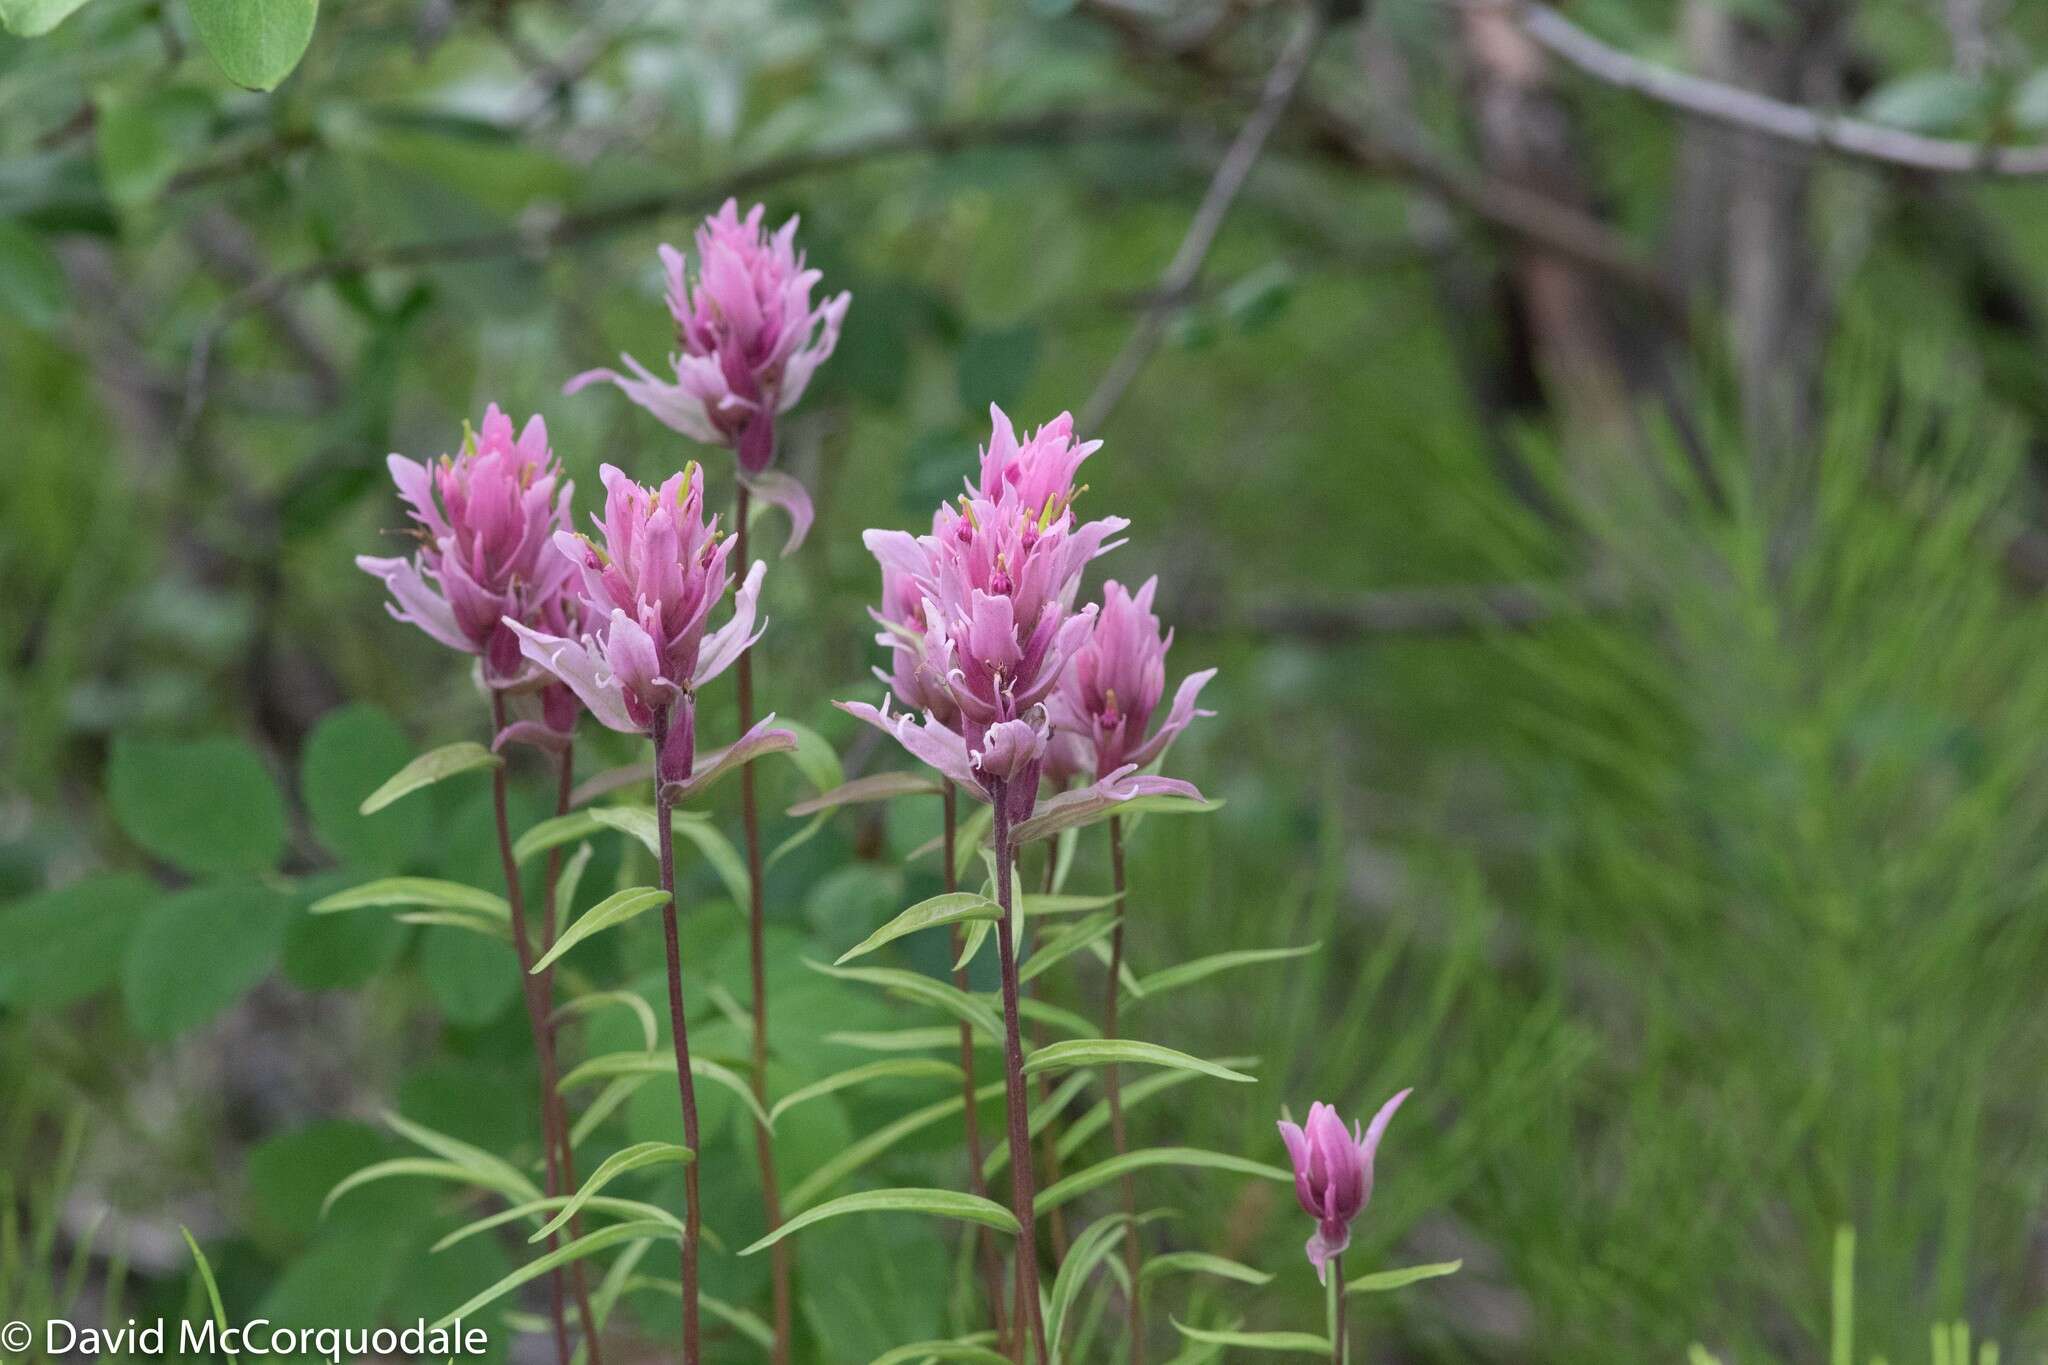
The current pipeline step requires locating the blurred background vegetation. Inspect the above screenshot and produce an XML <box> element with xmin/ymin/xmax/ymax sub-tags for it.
<box><xmin>8</xmin><ymin>0</ymin><xmax>2048</xmax><ymax>1359</ymax></box>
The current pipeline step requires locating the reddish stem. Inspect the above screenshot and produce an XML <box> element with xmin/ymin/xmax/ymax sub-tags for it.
<box><xmin>1106</xmin><ymin>814</ymin><xmax>1142</xmax><ymax>1364</ymax></box>
<box><xmin>990</xmin><ymin>781</ymin><xmax>1048</xmax><ymax>1365</ymax></box>
<box><xmin>487</xmin><ymin>692</ymin><xmax>575</xmax><ymax>1365</ymax></box>
<box><xmin>650</xmin><ymin>705</ymin><xmax>703</xmax><ymax>1364</ymax></box>
<box><xmin>541</xmin><ymin>744</ymin><xmax>603</xmax><ymax>1365</ymax></box>
<box><xmin>732</xmin><ymin>483</ymin><xmax>794</xmax><ymax>1363</ymax></box>
<box><xmin>945</xmin><ymin>783</ymin><xmax>1008</xmax><ymax>1342</ymax></box>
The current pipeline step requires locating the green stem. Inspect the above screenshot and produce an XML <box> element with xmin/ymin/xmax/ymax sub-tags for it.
<box><xmin>1328</xmin><ymin>1251</ymin><xmax>1346</xmax><ymax>1365</ymax></box>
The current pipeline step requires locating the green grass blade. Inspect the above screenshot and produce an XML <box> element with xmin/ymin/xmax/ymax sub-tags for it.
<box><xmin>740</xmin><ymin>1187</ymin><xmax>1018</xmax><ymax>1257</ymax></box>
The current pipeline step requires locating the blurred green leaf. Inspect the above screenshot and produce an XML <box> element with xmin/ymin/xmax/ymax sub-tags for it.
<box><xmin>186</xmin><ymin>0</ymin><xmax>320</xmax><ymax>91</ymax></box>
<box><xmin>108</xmin><ymin>735</ymin><xmax>286</xmax><ymax>875</ymax></box>
<box><xmin>245</xmin><ymin>1120</ymin><xmax>400</xmax><ymax>1248</ymax></box>
<box><xmin>2014</xmin><ymin>68</ymin><xmax>2048</xmax><ymax>131</ymax></box>
<box><xmin>358</xmin><ymin>740</ymin><xmax>500</xmax><ymax>815</ymax></box>
<box><xmin>94</xmin><ymin>86</ymin><xmax>215</xmax><ymax>209</ymax></box>
<box><xmin>0</xmin><ymin>873</ymin><xmax>153</xmax><ymax>1007</ymax></box>
<box><xmin>956</xmin><ymin>325</ymin><xmax>1040</xmax><ymax>413</ymax></box>
<box><xmin>122</xmin><ymin>881</ymin><xmax>288</xmax><ymax>1039</ymax></box>
<box><xmin>0</xmin><ymin>219</ymin><xmax>66</xmax><ymax>331</ymax></box>
<box><xmin>282</xmin><ymin>875</ymin><xmax>409</xmax><ymax>991</ymax></box>
<box><xmin>418</xmin><ymin>921</ymin><xmax>519</xmax><ymax>1026</ymax></box>
<box><xmin>301</xmin><ymin>704</ymin><xmax>429</xmax><ymax>872</ymax></box>
<box><xmin>0</xmin><ymin>0</ymin><xmax>93</xmax><ymax>35</ymax></box>
<box><xmin>1858</xmin><ymin>72</ymin><xmax>1985</xmax><ymax>134</ymax></box>
<box><xmin>1346</xmin><ymin>1259</ymin><xmax>1462</xmax><ymax>1294</ymax></box>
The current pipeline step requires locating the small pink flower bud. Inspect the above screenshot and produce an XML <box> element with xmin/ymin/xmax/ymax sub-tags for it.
<box><xmin>356</xmin><ymin>405</ymin><xmax>579</xmax><ymax>690</ymax></box>
<box><xmin>1277</xmin><ymin>1090</ymin><xmax>1411</xmax><ymax>1284</ymax></box>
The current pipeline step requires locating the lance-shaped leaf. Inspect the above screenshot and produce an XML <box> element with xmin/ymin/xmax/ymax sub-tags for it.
<box><xmin>660</xmin><ymin>719</ymin><xmax>798</xmax><ymax>806</ymax></box>
<box><xmin>835</xmin><ymin>893</ymin><xmax>1002</xmax><ymax>965</ymax></box>
<box><xmin>553</xmin><ymin>990</ymin><xmax>659</xmax><ymax>1054</ymax></box>
<box><xmin>1008</xmin><ymin>772</ymin><xmax>1209</xmax><ymax>846</ymax></box>
<box><xmin>359</xmin><ymin>742</ymin><xmax>501</xmax><ymax>815</ymax></box>
<box><xmin>1056</xmin><ymin>1062</ymin><xmax>1256</xmax><ymax>1162</ymax></box>
<box><xmin>394</xmin><ymin>910</ymin><xmax>506</xmax><ymax>940</ymax></box>
<box><xmin>1019</xmin><ymin>912</ymin><xmax>1120</xmax><ymax>986</ymax></box>
<box><xmin>871</xmin><ymin>1337</ymin><xmax>1008</xmax><ymax>1365</ymax></box>
<box><xmin>787</xmin><ymin>1081</ymin><xmax>1005</xmax><ymax>1211</ymax></box>
<box><xmin>608</xmin><ymin>1276</ymin><xmax>773</xmax><ymax>1347</ymax></box>
<box><xmin>980</xmin><ymin>1072</ymin><xmax>1094</xmax><ymax>1183</ymax></box>
<box><xmin>787</xmin><ymin>770</ymin><xmax>943</xmax><ymax>816</ymax></box>
<box><xmin>529</xmin><ymin>888</ymin><xmax>670</xmax><ymax>975</ymax></box>
<box><xmin>1140</xmin><ymin>1252</ymin><xmax>1273</xmax><ymax>1286</ymax></box>
<box><xmin>1346</xmin><ymin>1260</ymin><xmax>1462</xmax><ymax>1294</ymax></box>
<box><xmin>385</xmin><ymin>1110</ymin><xmax>539</xmax><ymax>1198</ymax></box>
<box><xmin>824</xmin><ymin>1027</ymin><xmax>1000</xmax><ymax>1053</ymax></box>
<box><xmin>1016</xmin><ymin>996</ymin><xmax>1095</xmax><ymax>1040</ymax></box>
<box><xmin>807</xmin><ymin>960</ymin><xmax>1006</xmax><ymax>1045</ymax></box>
<box><xmin>572</xmin><ymin>1076</ymin><xmax>654</xmax><ymax>1148</ymax></box>
<box><xmin>1170</xmin><ymin>1322</ymin><xmax>1330</xmax><ymax>1354</ymax></box>
<box><xmin>429</xmin><ymin>1221</ymin><xmax>677</xmax><ymax>1331</ymax></box>
<box><xmin>321</xmin><ymin>1159</ymin><xmax>529</xmax><ymax>1216</ymax></box>
<box><xmin>774</xmin><ymin>718</ymin><xmax>845</xmax><ymax>794</ymax></box>
<box><xmin>1022</xmin><ymin>893</ymin><xmax>1119</xmax><ymax>917</ymax></box>
<box><xmin>568</xmin><ymin>762</ymin><xmax>648</xmax><ymax>807</ymax></box>
<box><xmin>1131</xmin><ymin>944</ymin><xmax>1319</xmax><ymax>1001</ymax></box>
<box><xmin>432</xmin><ymin>1195</ymin><xmax>686</xmax><ymax>1253</ymax></box>
<box><xmin>312</xmin><ymin>878</ymin><xmax>507</xmax><ymax>919</ymax></box>
<box><xmin>767</xmin><ymin>1058</ymin><xmax>963</xmax><ymax>1126</ymax></box>
<box><xmin>1035</xmin><ymin>1148</ymin><xmax>1290</xmax><ymax>1215</ymax></box>
<box><xmin>740</xmin><ymin>1187</ymin><xmax>1018</xmax><ymax>1256</ymax></box>
<box><xmin>1048</xmin><ymin>1212</ymin><xmax>1168</xmax><ymax>1360</ymax></box>
<box><xmin>531</xmin><ymin>1143</ymin><xmax>693</xmax><ymax>1242</ymax></box>
<box><xmin>513</xmin><ymin>810</ymin><xmax>611</xmax><ymax>864</ymax></box>
<box><xmin>557</xmin><ymin>1051</ymin><xmax>773</xmax><ymax>1133</ymax></box>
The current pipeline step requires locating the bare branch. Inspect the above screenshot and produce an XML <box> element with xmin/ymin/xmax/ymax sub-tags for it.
<box><xmin>1513</xmin><ymin>0</ymin><xmax>2048</xmax><ymax>176</ymax></box>
<box><xmin>1080</xmin><ymin>4</ymin><xmax>1326</xmax><ymax>432</ymax></box>
<box><xmin>177</xmin><ymin>107</ymin><xmax>1191</xmax><ymax>433</ymax></box>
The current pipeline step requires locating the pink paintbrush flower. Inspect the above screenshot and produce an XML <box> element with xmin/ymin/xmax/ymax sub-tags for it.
<box><xmin>1045</xmin><ymin>576</ymin><xmax>1215</xmax><ymax>784</ymax></box>
<box><xmin>565</xmin><ymin>200</ymin><xmax>850</xmax><ymax>553</ymax></box>
<box><xmin>843</xmin><ymin>407</ymin><xmax>1197</xmax><ymax>826</ymax></box>
<box><xmin>1277</xmin><ymin>1090</ymin><xmax>1411</xmax><ymax>1284</ymax></box>
<box><xmin>506</xmin><ymin>462</ymin><xmax>776</xmax><ymax>782</ymax></box>
<box><xmin>356</xmin><ymin>404</ymin><xmax>579</xmax><ymax>690</ymax></box>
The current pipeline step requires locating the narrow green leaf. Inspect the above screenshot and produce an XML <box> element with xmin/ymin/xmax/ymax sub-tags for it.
<box><xmin>530</xmin><ymin>1143</ymin><xmax>692</xmax><ymax>1243</ymax></box>
<box><xmin>787</xmin><ymin>1082</ymin><xmax>1005</xmax><ymax>1211</ymax></box>
<box><xmin>870</xmin><ymin>1338</ymin><xmax>1009</xmax><ymax>1364</ymax></box>
<box><xmin>180</xmin><ymin>1227</ymin><xmax>238</xmax><ymax>1365</ymax></box>
<box><xmin>0</xmin><ymin>0</ymin><xmax>91</xmax><ymax>34</ymax></box>
<box><xmin>981</xmin><ymin>1073</ymin><xmax>1094</xmax><ymax>1183</ymax></box>
<box><xmin>1019</xmin><ymin>912</ymin><xmax>1119</xmax><ymax>985</ymax></box>
<box><xmin>394</xmin><ymin>910</ymin><xmax>506</xmax><ymax>940</ymax></box>
<box><xmin>384</xmin><ymin>1109</ymin><xmax>538</xmax><ymax>1201</ymax></box>
<box><xmin>1133</xmin><ymin>944</ymin><xmax>1318</xmax><ymax>1000</ymax></box>
<box><xmin>571</xmin><ymin>1076</ymin><xmax>654</xmax><ymax>1148</ymax></box>
<box><xmin>769</xmin><ymin>1059</ymin><xmax>964</xmax><ymax>1126</ymax></box>
<box><xmin>1345</xmin><ymin>1260</ymin><xmax>1461</xmax><ymax>1294</ymax></box>
<box><xmin>1141</xmin><ymin>1252</ymin><xmax>1273</xmax><ymax>1286</ymax></box>
<box><xmin>187</xmin><ymin>0</ymin><xmax>320</xmax><ymax>91</ymax></box>
<box><xmin>530</xmin><ymin>888</ymin><xmax>670</xmax><ymax>974</ymax></box>
<box><xmin>671</xmin><ymin>818</ymin><xmax>750</xmax><ymax>910</ymax></box>
<box><xmin>787</xmin><ymin>770</ymin><xmax>942</xmax><ymax>815</ymax></box>
<box><xmin>835</xmin><ymin>893</ymin><xmax>1002</xmax><ymax>965</ymax></box>
<box><xmin>1036</xmin><ymin>1148</ymin><xmax>1290</xmax><ymax>1214</ymax></box>
<box><xmin>513</xmin><ymin>809</ymin><xmax>611</xmax><ymax>864</ymax></box>
<box><xmin>824</xmin><ymin>1027</ymin><xmax>998</xmax><ymax>1054</ymax></box>
<box><xmin>311</xmin><ymin>877</ymin><xmax>507</xmax><ymax>919</ymax></box>
<box><xmin>739</xmin><ymin>1188</ymin><xmax>1017</xmax><ymax>1257</ymax></box>
<box><xmin>954</xmin><ymin>919</ymin><xmax>992</xmax><ymax>972</ymax></box>
<box><xmin>775</xmin><ymin>718</ymin><xmax>845</xmax><ymax>794</ymax></box>
<box><xmin>428</xmin><ymin>1221</ymin><xmax>677</xmax><ymax>1331</ymax></box>
<box><xmin>320</xmin><ymin>1158</ymin><xmax>528</xmax><ymax>1217</ymax></box>
<box><xmin>553</xmin><ymin>990</ymin><xmax>659</xmax><ymax>1054</ymax></box>
<box><xmin>1021</xmin><ymin>893</ymin><xmax>1118</xmax><ymax>917</ymax></box>
<box><xmin>1170</xmin><ymin>1321</ymin><xmax>1330</xmax><ymax>1354</ymax></box>
<box><xmin>557</xmin><ymin>1052</ymin><xmax>772</xmax><ymax>1133</ymax></box>
<box><xmin>807</xmin><ymin>960</ymin><xmax>1006</xmax><ymax>1045</ymax></box>
<box><xmin>611</xmin><ymin>1279</ymin><xmax>773</xmax><ymax>1347</ymax></box>
<box><xmin>358</xmin><ymin>741</ymin><xmax>500</xmax><ymax>815</ymax></box>
<box><xmin>1048</xmin><ymin>1213</ymin><xmax>1137</xmax><ymax>1360</ymax></box>
<box><xmin>1056</xmin><ymin>1063</ymin><xmax>1256</xmax><ymax>1163</ymax></box>
<box><xmin>430</xmin><ymin>1195</ymin><xmax>685</xmax><ymax>1253</ymax></box>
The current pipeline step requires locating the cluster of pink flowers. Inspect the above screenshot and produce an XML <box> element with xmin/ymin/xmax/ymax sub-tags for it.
<box><xmin>358</xmin><ymin>200</ymin><xmax>837</xmax><ymax>775</ymax></box>
<box><xmin>845</xmin><ymin>406</ymin><xmax>1208</xmax><ymax>823</ymax></box>
<box><xmin>567</xmin><ymin>199</ymin><xmax>849</xmax><ymax>552</ymax></box>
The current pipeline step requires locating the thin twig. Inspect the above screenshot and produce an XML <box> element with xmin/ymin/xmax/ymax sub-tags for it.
<box><xmin>178</xmin><ymin>108</ymin><xmax>1187</xmax><ymax>434</ymax></box>
<box><xmin>1082</xmin><ymin>4</ymin><xmax>1327</xmax><ymax>432</ymax></box>
<box><xmin>1512</xmin><ymin>0</ymin><xmax>2048</xmax><ymax>175</ymax></box>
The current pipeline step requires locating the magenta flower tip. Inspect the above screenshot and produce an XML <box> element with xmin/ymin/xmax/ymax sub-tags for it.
<box><xmin>1279</xmin><ymin>1089</ymin><xmax>1411</xmax><ymax>1283</ymax></box>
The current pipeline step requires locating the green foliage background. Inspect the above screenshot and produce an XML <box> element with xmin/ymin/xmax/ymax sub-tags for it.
<box><xmin>8</xmin><ymin>0</ymin><xmax>2048</xmax><ymax>1360</ymax></box>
